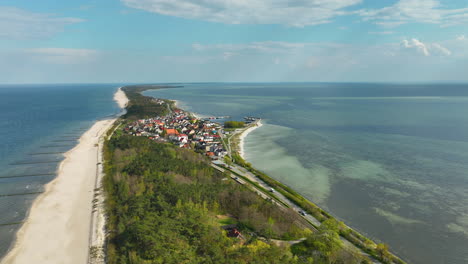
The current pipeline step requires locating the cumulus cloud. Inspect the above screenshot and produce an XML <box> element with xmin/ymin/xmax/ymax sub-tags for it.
<box><xmin>359</xmin><ymin>0</ymin><xmax>468</xmax><ymax>27</ymax></box>
<box><xmin>0</xmin><ymin>6</ymin><xmax>84</xmax><ymax>39</ymax></box>
<box><xmin>431</xmin><ymin>43</ymin><xmax>452</xmax><ymax>56</ymax></box>
<box><xmin>121</xmin><ymin>0</ymin><xmax>362</xmax><ymax>27</ymax></box>
<box><xmin>401</xmin><ymin>39</ymin><xmax>430</xmax><ymax>56</ymax></box>
<box><xmin>400</xmin><ymin>38</ymin><xmax>451</xmax><ymax>56</ymax></box>
<box><xmin>26</xmin><ymin>48</ymin><xmax>98</xmax><ymax>64</ymax></box>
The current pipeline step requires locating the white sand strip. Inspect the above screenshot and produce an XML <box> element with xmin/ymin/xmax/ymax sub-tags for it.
<box><xmin>1</xmin><ymin>88</ymin><xmax>128</xmax><ymax>264</ymax></box>
<box><xmin>239</xmin><ymin>120</ymin><xmax>263</xmax><ymax>159</ymax></box>
<box><xmin>114</xmin><ymin>87</ymin><xmax>129</xmax><ymax>109</ymax></box>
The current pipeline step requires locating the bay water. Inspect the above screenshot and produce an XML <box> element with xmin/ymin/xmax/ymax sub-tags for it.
<box><xmin>146</xmin><ymin>83</ymin><xmax>468</xmax><ymax>264</ymax></box>
<box><xmin>0</xmin><ymin>84</ymin><xmax>122</xmax><ymax>259</ymax></box>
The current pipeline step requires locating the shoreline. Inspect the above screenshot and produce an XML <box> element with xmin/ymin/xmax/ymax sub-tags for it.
<box><xmin>1</xmin><ymin>88</ymin><xmax>128</xmax><ymax>264</ymax></box>
<box><xmin>114</xmin><ymin>87</ymin><xmax>129</xmax><ymax>109</ymax></box>
<box><xmin>238</xmin><ymin>120</ymin><xmax>263</xmax><ymax>159</ymax></box>
<box><xmin>172</xmin><ymin>99</ymin><xmax>204</xmax><ymax>119</ymax></box>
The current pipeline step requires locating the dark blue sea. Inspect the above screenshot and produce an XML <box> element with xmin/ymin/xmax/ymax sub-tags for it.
<box><xmin>0</xmin><ymin>84</ymin><xmax>122</xmax><ymax>259</ymax></box>
<box><xmin>146</xmin><ymin>83</ymin><xmax>468</xmax><ymax>264</ymax></box>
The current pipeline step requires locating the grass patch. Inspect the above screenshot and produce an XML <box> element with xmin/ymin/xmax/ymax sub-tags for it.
<box><xmin>217</xmin><ymin>215</ymin><xmax>237</xmax><ymax>226</ymax></box>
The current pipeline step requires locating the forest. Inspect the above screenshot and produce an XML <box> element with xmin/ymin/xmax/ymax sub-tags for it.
<box><xmin>103</xmin><ymin>135</ymin><xmax>368</xmax><ymax>264</ymax></box>
<box><xmin>121</xmin><ymin>85</ymin><xmax>180</xmax><ymax>120</ymax></box>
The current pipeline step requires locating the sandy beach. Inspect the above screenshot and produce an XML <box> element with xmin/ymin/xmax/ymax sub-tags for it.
<box><xmin>114</xmin><ymin>87</ymin><xmax>129</xmax><ymax>109</ymax></box>
<box><xmin>239</xmin><ymin>120</ymin><xmax>263</xmax><ymax>159</ymax></box>
<box><xmin>1</xmin><ymin>89</ymin><xmax>128</xmax><ymax>264</ymax></box>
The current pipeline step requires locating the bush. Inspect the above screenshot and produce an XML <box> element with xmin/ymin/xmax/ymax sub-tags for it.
<box><xmin>224</xmin><ymin>121</ymin><xmax>245</xmax><ymax>128</ymax></box>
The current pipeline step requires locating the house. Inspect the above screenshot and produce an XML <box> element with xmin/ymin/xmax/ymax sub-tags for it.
<box><xmin>178</xmin><ymin>134</ymin><xmax>188</xmax><ymax>141</ymax></box>
<box><xmin>165</xmin><ymin>128</ymin><xmax>179</xmax><ymax>135</ymax></box>
<box><xmin>227</xmin><ymin>228</ymin><xmax>242</xmax><ymax>239</ymax></box>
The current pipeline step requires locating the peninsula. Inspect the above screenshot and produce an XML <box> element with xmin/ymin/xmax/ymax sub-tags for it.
<box><xmin>102</xmin><ymin>85</ymin><xmax>407</xmax><ymax>264</ymax></box>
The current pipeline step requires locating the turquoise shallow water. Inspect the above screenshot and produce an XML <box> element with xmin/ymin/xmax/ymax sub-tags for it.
<box><xmin>146</xmin><ymin>83</ymin><xmax>468</xmax><ymax>264</ymax></box>
<box><xmin>0</xmin><ymin>84</ymin><xmax>122</xmax><ymax>259</ymax></box>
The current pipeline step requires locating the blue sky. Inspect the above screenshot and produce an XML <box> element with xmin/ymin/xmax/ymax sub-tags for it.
<box><xmin>1</xmin><ymin>0</ymin><xmax>467</xmax><ymax>83</ymax></box>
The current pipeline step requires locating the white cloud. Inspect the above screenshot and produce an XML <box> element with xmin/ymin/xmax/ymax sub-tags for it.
<box><xmin>191</xmin><ymin>39</ymin><xmax>461</xmax><ymax>77</ymax></box>
<box><xmin>401</xmin><ymin>39</ymin><xmax>430</xmax><ymax>56</ymax></box>
<box><xmin>222</xmin><ymin>52</ymin><xmax>234</xmax><ymax>60</ymax></box>
<box><xmin>457</xmin><ymin>35</ymin><xmax>466</xmax><ymax>41</ymax></box>
<box><xmin>121</xmin><ymin>0</ymin><xmax>362</xmax><ymax>27</ymax></box>
<box><xmin>0</xmin><ymin>6</ymin><xmax>84</xmax><ymax>39</ymax></box>
<box><xmin>2</xmin><ymin>38</ymin><xmax>468</xmax><ymax>83</ymax></box>
<box><xmin>26</xmin><ymin>48</ymin><xmax>98</xmax><ymax>64</ymax></box>
<box><xmin>431</xmin><ymin>43</ymin><xmax>452</xmax><ymax>56</ymax></box>
<box><xmin>400</xmin><ymin>38</ymin><xmax>451</xmax><ymax>56</ymax></box>
<box><xmin>192</xmin><ymin>41</ymin><xmax>336</xmax><ymax>54</ymax></box>
<box><xmin>359</xmin><ymin>0</ymin><xmax>468</xmax><ymax>27</ymax></box>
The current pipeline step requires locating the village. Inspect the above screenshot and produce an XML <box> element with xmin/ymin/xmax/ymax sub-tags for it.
<box><xmin>123</xmin><ymin>108</ymin><xmax>229</xmax><ymax>159</ymax></box>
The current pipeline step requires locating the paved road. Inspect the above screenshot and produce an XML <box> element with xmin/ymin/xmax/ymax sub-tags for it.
<box><xmin>213</xmin><ymin>162</ymin><xmax>322</xmax><ymax>227</ymax></box>
<box><xmin>211</xmin><ymin>162</ymin><xmax>383</xmax><ymax>264</ymax></box>
<box><xmin>211</xmin><ymin>163</ymin><xmax>283</xmax><ymax>207</ymax></box>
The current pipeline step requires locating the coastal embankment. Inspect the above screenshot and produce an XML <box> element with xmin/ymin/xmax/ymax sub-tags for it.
<box><xmin>0</xmin><ymin>88</ymin><xmax>128</xmax><ymax>264</ymax></box>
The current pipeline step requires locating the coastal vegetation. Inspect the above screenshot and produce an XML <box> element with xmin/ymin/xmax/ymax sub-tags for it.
<box><xmin>105</xmin><ymin>135</ymin><xmax>298</xmax><ymax>262</ymax></box>
<box><xmin>102</xmin><ymin>85</ymin><xmax>382</xmax><ymax>264</ymax></box>
<box><xmin>224</xmin><ymin>121</ymin><xmax>245</xmax><ymax>128</ymax></box>
<box><xmin>121</xmin><ymin>85</ymin><xmax>179</xmax><ymax>120</ymax></box>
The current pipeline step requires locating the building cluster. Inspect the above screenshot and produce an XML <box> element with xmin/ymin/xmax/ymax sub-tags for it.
<box><xmin>152</xmin><ymin>98</ymin><xmax>166</xmax><ymax>105</ymax></box>
<box><xmin>124</xmin><ymin>109</ymin><xmax>228</xmax><ymax>159</ymax></box>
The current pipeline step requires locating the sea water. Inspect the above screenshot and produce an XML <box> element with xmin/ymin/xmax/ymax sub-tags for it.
<box><xmin>146</xmin><ymin>83</ymin><xmax>468</xmax><ymax>264</ymax></box>
<box><xmin>0</xmin><ymin>84</ymin><xmax>122</xmax><ymax>259</ymax></box>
